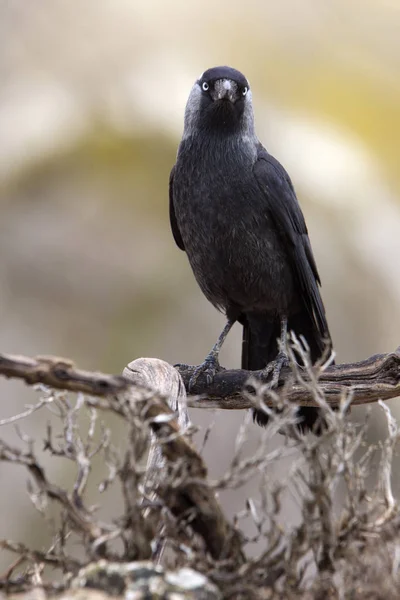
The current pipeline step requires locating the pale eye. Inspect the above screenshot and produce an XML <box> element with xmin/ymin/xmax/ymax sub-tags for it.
<box><xmin>242</xmin><ymin>86</ymin><xmax>248</xmax><ymax>96</ymax></box>
<box><xmin>202</xmin><ymin>81</ymin><xmax>209</xmax><ymax>91</ymax></box>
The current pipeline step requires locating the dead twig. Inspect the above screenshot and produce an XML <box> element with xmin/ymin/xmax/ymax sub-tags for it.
<box><xmin>0</xmin><ymin>440</ymin><xmax>112</xmax><ymax>543</ymax></box>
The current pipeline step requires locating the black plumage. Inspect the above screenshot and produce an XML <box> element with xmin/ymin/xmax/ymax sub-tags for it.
<box><xmin>169</xmin><ymin>66</ymin><xmax>332</xmax><ymax>431</ymax></box>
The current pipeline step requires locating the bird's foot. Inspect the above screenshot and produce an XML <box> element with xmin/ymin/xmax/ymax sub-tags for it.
<box><xmin>188</xmin><ymin>353</ymin><xmax>222</xmax><ymax>392</ymax></box>
<box><xmin>261</xmin><ymin>351</ymin><xmax>289</xmax><ymax>388</ymax></box>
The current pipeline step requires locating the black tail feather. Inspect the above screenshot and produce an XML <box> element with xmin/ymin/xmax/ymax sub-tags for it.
<box><xmin>242</xmin><ymin>310</ymin><xmax>330</xmax><ymax>433</ymax></box>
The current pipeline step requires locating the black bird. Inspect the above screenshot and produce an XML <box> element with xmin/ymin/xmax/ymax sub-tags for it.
<box><xmin>169</xmin><ymin>66</ymin><xmax>333</xmax><ymax>431</ymax></box>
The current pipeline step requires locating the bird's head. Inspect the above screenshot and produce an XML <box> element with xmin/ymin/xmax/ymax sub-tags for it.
<box><xmin>183</xmin><ymin>66</ymin><xmax>255</xmax><ymax>140</ymax></box>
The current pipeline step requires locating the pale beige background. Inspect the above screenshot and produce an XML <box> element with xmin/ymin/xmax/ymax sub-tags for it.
<box><xmin>0</xmin><ymin>0</ymin><xmax>400</xmax><ymax>570</ymax></box>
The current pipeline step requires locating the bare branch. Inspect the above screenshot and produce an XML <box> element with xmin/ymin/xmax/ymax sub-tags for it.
<box><xmin>182</xmin><ymin>346</ymin><xmax>400</xmax><ymax>409</ymax></box>
<box><xmin>125</xmin><ymin>358</ymin><xmax>191</xmax><ymax>562</ymax></box>
<box><xmin>0</xmin><ymin>440</ymin><xmax>113</xmax><ymax>543</ymax></box>
<box><xmin>1</xmin><ymin>349</ymin><xmax>400</xmax><ymax>415</ymax></box>
<box><xmin>125</xmin><ymin>358</ymin><xmax>191</xmax><ymax>493</ymax></box>
<box><xmin>0</xmin><ymin>353</ymin><xmax>129</xmax><ymax>397</ymax></box>
<box><xmin>2</xmin><ymin>347</ymin><xmax>400</xmax><ymax>597</ymax></box>
<box><xmin>0</xmin><ymin>540</ymin><xmax>80</xmax><ymax>572</ymax></box>
<box><xmin>377</xmin><ymin>401</ymin><xmax>399</xmax><ymax>523</ymax></box>
<box><xmin>0</xmin><ymin>395</ymin><xmax>55</xmax><ymax>427</ymax></box>
<box><xmin>124</xmin><ymin>358</ymin><xmax>245</xmax><ymax>565</ymax></box>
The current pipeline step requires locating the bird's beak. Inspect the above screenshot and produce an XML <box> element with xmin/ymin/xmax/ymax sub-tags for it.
<box><xmin>212</xmin><ymin>79</ymin><xmax>238</xmax><ymax>103</ymax></box>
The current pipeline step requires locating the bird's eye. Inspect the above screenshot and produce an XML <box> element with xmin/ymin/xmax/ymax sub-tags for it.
<box><xmin>242</xmin><ymin>86</ymin><xmax>248</xmax><ymax>96</ymax></box>
<box><xmin>202</xmin><ymin>81</ymin><xmax>209</xmax><ymax>91</ymax></box>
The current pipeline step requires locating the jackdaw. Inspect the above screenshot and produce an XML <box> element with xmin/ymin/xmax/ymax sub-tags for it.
<box><xmin>169</xmin><ymin>66</ymin><xmax>333</xmax><ymax>431</ymax></box>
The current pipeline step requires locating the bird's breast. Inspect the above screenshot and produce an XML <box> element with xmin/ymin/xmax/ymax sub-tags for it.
<box><xmin>173</xmin><ymin>143</ymin><xmax>295</xmax><ymax>313</ymax></box>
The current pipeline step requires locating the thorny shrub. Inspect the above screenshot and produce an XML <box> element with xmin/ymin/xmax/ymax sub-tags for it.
<box><xmin>0</xmin><ymin>340</ymin><xmax>399</xmax><ymax>599</ymax></box>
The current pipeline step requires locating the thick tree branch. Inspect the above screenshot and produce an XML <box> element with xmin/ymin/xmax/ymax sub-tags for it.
<box><xmin>1</xmin><ymin>349</ymin><xmax>400</xmax><ymax>410</ymax></box>
<box><xmin>124</xmin><ymin>358</ymin><xmax>245</xmax><ymax>565</ymax></box>
<box><xmin>0</xmin><ymin>353</ymin><xmax>129</xmax><ymax>396</ymax></box>
<box><xmin>178</xmin><ymin>347</ymin><xmax>400</xmax><ymax>409</ymax></box>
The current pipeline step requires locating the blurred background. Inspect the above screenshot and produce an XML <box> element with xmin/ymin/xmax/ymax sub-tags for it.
<box><xmin>0</xmin><ymin>0</ymin><xmax>400</xmax><ymax>572</ymax></box>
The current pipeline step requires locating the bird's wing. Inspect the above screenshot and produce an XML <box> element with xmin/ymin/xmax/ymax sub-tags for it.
<box><xmin>253</xmin><ymin>147</ymin><xmax>329</xmax><ymax>337</ymax></box>
<box><xmin>169</xmin><ymin>165</ymin><xmax>185</xmax><ymax>251</ymax></box>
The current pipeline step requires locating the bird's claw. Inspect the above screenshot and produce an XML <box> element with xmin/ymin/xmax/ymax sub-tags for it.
<box><xmin>262</xmin><ymin>351</ymin><xmax>289</xmax><ymax>388</ymax></box>
<box><xmin>188</xmin><ymin>355</ymin><xmax>221</xmax><ymax>392</ymax></box>
<box><xmin>174</xmin><ymin>362</ymin><xmax>191</xmax><ymax>371</ymax></box>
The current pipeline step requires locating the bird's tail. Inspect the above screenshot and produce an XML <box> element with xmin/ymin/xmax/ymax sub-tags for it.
<box><xmin>242</xmin><ymin>309</ymin><xmax>331</xmax><ymax>432</ymax></box>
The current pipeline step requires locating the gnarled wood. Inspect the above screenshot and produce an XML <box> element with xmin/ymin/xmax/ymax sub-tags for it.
<box><xmin>0</xmin><ymin>353</ymin><xmax>129</xmax><ymax>396</ymax></box>
<box><xmin>124</xmin><ymin>358</ymin><xmax>190</xmax><ymax>491</ymax></box>
<box><xmin>0</xmin><ymin>349</ymin><xmax>399</xmax><ymax>411</ymax></box>
<box><xmin>123</xmin><ymin>358</ymin><xmax>245</xmax><ymax>565</ymax></box>
<box><xmin>176</xmin><ymin>348</ymin><xmax>400</xmax><ymax>410</ymax></box>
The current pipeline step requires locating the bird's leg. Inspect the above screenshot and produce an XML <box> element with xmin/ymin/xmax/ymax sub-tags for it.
<box><xmin>262</xmin><ymin>317</ymin><xmax>289</xmax><ymax>387</ymax></box>
<box><xmin>188</xmin><ymin>319</ymin><xmax>235</xmax><ymax>390</ymax></box>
